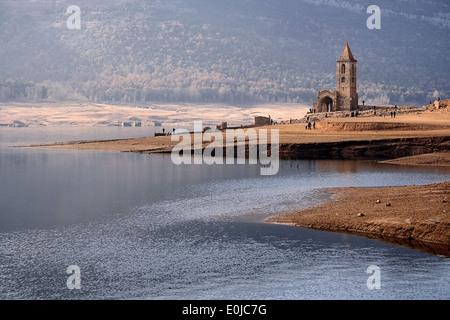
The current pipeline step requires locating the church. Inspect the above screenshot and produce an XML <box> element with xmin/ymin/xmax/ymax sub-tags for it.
<box><xmin>312</xmin><ymin>42</ymin><xmax>359</xmax><ymax>113</ymax></box>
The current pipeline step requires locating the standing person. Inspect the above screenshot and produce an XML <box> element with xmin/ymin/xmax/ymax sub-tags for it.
<box><xmin>162</xmin><ymin>128</ymin><xmax>165</xmax><ymax>134</ymax></box>
<box><xmin>313</xmin><ymin>121</ymin><xmax>316</xmax><ymax>130</ymax></box>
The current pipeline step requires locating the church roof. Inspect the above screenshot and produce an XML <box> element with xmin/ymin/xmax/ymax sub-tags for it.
<box><xmin>338</xmin><ymin>42</ymin><xmax>356</xmax><ymax>62</ymax></box>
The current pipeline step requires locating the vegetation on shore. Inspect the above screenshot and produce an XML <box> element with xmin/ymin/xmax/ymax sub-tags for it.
<box><xmin>1</xmin><ymin>0</ymin><xmax>449</xmax><ymax>105</ymax></box>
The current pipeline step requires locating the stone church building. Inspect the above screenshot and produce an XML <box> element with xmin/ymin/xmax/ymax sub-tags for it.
<box><xmin>313</xmin><ymin>42</ymin><xmax>359</xmax><ymax>113</ymax></box>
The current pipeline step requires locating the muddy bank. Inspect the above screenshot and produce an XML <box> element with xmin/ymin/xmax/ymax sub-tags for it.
<box><xmin>34</xmin><ymin>134</ymin><xmax>449</xmax><ymax>163</ymax></box>
<box><xmin>379</xmin><ymin>151</ymin><xmax>450</xmax><ymax>167</ymax></box>
<box><xmin>278</xmin><ymin>136</ymin><xmax>450</xmax><ymax>160</ymax></box>
<box><xmin>266</xmin><ymin>182</ymin><xmax>450</xmax><ymax>256</ymax></box>
<box><xmin>30</xmin><ymin>123</ymin><xmax>450</xmax><ymax>161</ymax></box>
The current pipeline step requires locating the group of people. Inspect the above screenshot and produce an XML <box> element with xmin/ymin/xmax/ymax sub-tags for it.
<box><xmin>305</xmin><ymin>121</ymin><xmax>316</xmax><ymax>130</ymax></box>
<box><xmin>161</xmin><ymin>128</ymin><xmax>176</xmax><ymax>135</ymax></box>
<box><xmin>382</xmin><ymin>105</ymin><xmax>398</xmax><ymax>118</ymax></box>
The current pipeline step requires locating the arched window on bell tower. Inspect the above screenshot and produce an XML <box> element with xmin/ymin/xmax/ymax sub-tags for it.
<box><xmin>341</xmin><ymin>64</ymin><xmax>346</xmax><ymax>74</ymax></box>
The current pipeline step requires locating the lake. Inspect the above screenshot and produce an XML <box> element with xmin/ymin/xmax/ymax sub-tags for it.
<box><xmin>0</xmin><ymin>127</ymin><xmax>449</xmax><ymax>299</ymax></box>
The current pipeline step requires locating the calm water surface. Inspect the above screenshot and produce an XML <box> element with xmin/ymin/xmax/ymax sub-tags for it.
<box><xmin>0</xmin><ymin>127</ymin><xmax>449</xmax><ymax>299</ymax></box>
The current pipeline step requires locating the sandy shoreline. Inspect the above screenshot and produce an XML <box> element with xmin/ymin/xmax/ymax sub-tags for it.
<box><xmin>24</xmin><ymin>106</ymin><xmax>450</xmax><ymax>159</ymax></box>
<box><xmin>266</xmin><ymin>181</ymin><xmax>450</xmax><ymax>256</ymax></box>
<box><xmin>379</xmin><ymin>151</ymin><xmax>450</xmax><ymax>167</ymax></box>
<box><xmin>16</xmin><ymin>104</ymin><xmax>450</xmax><ymax>255</ymax></box>
<box><xmin>266</xmin><ymin>150</ymin><xmax>449</xmax><ymax>256</ymax></box>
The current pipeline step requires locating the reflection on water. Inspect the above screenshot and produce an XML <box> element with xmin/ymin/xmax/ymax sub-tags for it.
<box><xmin>0</xmin><ymin>127</ymin><xmax>449</xmax><ymax>300</ymax></box>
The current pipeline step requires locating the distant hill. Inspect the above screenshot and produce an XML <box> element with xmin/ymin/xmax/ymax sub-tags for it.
<box><xmin>0</xmin><ymin>0</ymin><xmax>449</xmax><ymax>105</ymax></box>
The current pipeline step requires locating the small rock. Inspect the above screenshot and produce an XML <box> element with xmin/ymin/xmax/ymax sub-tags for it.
<box><xmin>357</xmin><ymin>213</ymin><xmax>365</xmax><ymax>217</ymax></box>
<box><xmin>443</xmin><ymin>200</ymin><xmax>447</xmax><ymax>203</ymax></box>
<box><xmin>376</xmin><ymin>200</ymin><xmax>381</xmax><ymax>204</ymax></box>
<box><xmin>386</xmin><ymin>203</ymin><xmax>391</xmax><ymax>207</ymax></box>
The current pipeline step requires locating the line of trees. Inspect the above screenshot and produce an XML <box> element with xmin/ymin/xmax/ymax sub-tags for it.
<box><xmin>1</xmin><ymin>1</ymin><xmax>447</xmax><ymax>105</ymax></box>
<box><xmin>0</xmin><ymin>74</ymin><xmax>438</xmax><ymax>106</ymax></box>
<box><xmin>0</xmin><ymin>78</ymin><xmax>48</xmax><ymax>102</ymax></box>
<box><xmin>74</xmin><ymin>72</ymin><xmax>318</xmax><ymax>104</ymax></box>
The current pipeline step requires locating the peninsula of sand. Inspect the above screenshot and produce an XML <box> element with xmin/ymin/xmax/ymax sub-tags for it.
<box><xmin>22</xmin><ymin>102</ymin><xmax>450</xmax><ymax>256</ymax></box>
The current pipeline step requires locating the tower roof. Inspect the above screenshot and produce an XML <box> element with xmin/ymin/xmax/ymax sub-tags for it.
<box><xmin>338</xmin><ymin>42</ymin><xmax>356</xmax><ymax>62</ymax></box>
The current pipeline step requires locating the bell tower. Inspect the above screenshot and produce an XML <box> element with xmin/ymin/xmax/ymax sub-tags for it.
<box><xmin>336</xmin><ymin>42</ymin><xmax>358</xmax><ymax>111</ymax></box>
<box><xmin>312</xmin><ymin>42</ymin><xmax>359</xmax><ymax>113</ymax></box>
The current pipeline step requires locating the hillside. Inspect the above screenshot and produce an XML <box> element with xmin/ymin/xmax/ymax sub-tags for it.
<box><xmin>0</xmin><ymin>0</ymin><xmax>449</xmax><ymax>105</ymax></box>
